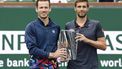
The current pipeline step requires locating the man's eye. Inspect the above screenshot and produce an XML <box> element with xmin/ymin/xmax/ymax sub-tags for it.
<box><xmin>45</xmin><ymin>7</ymin><xmax>48</xmax><ymax>9</ymax></box>
<box><xmin>39</xmin><ymin>7</ymin><xmax>43</xmax><ymax>9</ymax></box>
<box><xmin>82</xmin><ymin>6</ymin><xmax>87</xmax><ymax>8</ymax></box>
<box><xmin>77</xmin><ymin>6</ymin><xmax>81</xmax><ymax>8</ymax></box>
<box><xmin>77</xmin><ymin>6</ymin><xmax>87</xmax><ymax>8</ymax></box>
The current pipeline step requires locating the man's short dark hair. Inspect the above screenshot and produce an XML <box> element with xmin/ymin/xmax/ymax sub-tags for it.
<box><xmin>75</xmin><ymin>0</ymin><xmax>89</xmax><ymax>7</ymax></box>
<box><xmin>35</xmin><ymin>0</ymin><xmax>50</xmax><ymax>7</ymax></box>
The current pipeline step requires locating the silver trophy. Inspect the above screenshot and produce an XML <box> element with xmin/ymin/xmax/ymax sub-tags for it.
<box><xmin>58</xmin><ymin>29</ymin><xmax>77</xmax><ymax>62</ymax></box>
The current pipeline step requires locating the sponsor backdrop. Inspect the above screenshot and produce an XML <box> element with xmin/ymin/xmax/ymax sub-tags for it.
<box><xmin>0</xmin><ymin>7</ymin><xmax>122</xmax><ymax>69</ymax></box>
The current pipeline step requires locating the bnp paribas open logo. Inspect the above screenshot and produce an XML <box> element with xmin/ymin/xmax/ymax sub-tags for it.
<box><xmin>98</xmin><ymin>31</ymin><xmax>122</xmax><ymax>54</ymax></box>
<box><xmin>0</xmin><ymin>31</ymin><xmax>28</xmax><ymax>54</ymax></box>
<box><xmin>0</xmin><ymin>31</ymin><xmax>122</xmax><ymax>54</ymax></box>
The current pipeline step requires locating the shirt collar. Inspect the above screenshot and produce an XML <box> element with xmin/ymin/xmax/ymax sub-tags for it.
<box><xmin>74</xmin><ymin>18</ymin><xmax>90</xmax><ymax>28</ymax></box>
<box><xmin>38</xmin><ymin>18</ymin><xmax>52</xmax><ymax>27</ymax></box>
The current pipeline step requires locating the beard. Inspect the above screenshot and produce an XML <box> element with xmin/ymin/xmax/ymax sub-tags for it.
<box><xmin>78</xmin><ymin>13</ymin><xmax>87</xmax><ymax>18</ymax></box>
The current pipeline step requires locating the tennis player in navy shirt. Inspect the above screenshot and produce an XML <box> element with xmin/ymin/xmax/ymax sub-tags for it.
<box><xmin>65</xmin><ymin>0</ymin><xmax>107</xmax><ymax>69</ymax></box>
<box><xmin>25</xmin><ymin>0</ymin><xmax>66</xmax><ymax>69</ymax></box>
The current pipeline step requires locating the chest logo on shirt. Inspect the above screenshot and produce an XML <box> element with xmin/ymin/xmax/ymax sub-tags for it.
<box><xmin>52</xmin><ymin>30</ymin><xmax>56</xmax><ymax>34</ymax></box>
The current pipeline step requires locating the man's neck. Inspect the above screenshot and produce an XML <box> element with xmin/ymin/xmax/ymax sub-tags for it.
<box><xmin>38</xmin><ymin>16</ymin><xmax>49</xmax><ymax>26</ymax></box>
<box><xmin>76</xmin><ymin>16</ymin><xmax>87</xmax><ymax>27</ymax></box>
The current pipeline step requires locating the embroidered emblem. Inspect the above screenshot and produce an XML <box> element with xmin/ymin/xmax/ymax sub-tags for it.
<box><xmin>52</xmin><ymin>30</ymin><xmax>55</xmax><ymax>33</ymax></box>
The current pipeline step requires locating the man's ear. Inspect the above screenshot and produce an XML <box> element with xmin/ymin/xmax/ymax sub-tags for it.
<box><xmin>35</xmin><ymin>7</ymin><xmax>38</xmax><ymax>12</ymax></box>
<box><xmin>74</xmin><ymin>7</ymin><xmax>76</xmax><ymax>12</ymax></box>
<box><xmin>49</xmin><ymin>8</ymin><xmax>51</xmax><ymax>12</ymax></box>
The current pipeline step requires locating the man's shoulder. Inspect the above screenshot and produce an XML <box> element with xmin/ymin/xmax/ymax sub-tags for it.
<box><xmin>65</xmin><ymin>20</ymin><xmax>75</xmax><ymax>26</ymax></box>
<box><xmin>88</xmin><ymin>19</ymin><xmax>100</xmax><ymax>24</ymax></box>
<box><xmin>29</xmin><ymin>19</ymin><xmax>38</xmax><ymax>25</ymax></box>
<box><xmin>52</xmin><ymin>22</ymin><xmax>60</xmax><ymax>28</ymax></box>
<box><xmin>25</xmin><ymin>19</ymin><xmax>38</xmax><ymax>28</ymax></box>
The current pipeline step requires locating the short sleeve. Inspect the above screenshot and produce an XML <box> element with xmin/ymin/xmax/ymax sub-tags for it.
<box><xmin>96</xmin><ymin>23</ymin><xmax>105</xmax><ymax>38</ymax></box>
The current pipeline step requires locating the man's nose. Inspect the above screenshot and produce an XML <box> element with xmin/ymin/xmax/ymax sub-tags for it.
<box><xmin>79</xmin><ymin>7</ymin><xmax>84</xmax><ymax>10</ymax></box>
<box><xmin>42</xmin><ymin>8</ymin><xmax>47</xmax><ymax>12</ymax></box>
<box><xmin>42</xmin><ymin>8</ymin><xmax>46</xmax><ymax>10</ymax></box>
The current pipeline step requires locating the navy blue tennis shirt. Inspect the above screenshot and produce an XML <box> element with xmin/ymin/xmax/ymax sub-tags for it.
<box><xmin>66</xmin><ymin>19</ymin><xmax>104</xmax><ymax>69</ymax></box>
<box><xmin>25</xmin><ymin>18</ymin><xmax>60</xmax><ymax>59</ymax></box>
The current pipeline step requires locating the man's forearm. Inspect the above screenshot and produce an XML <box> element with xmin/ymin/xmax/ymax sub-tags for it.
<box><xmin>84</xmin><ymin>37</ymin><xmax>106</xmax><ymax>50</ymax></box>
